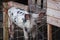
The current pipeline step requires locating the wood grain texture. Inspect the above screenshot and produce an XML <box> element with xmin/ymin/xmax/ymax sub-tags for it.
<box><xmin>43</xmin><ymin>0</ymin><xmax>47</xmax><ymax>8</ymax></box>
<box><xmin>47</xmin><ymin>0</ymin><xmax>60</xmax><ymax>11</ymax></box>
<box><xmin>47</xmin><ymin>0</ymin><xmax>60</xmax><ymax>27</ymax></box>
<box><xmin>47</xmin><ymin>8</ymin><xmax>60</xmax><ymax>19</ymax></box>
<box><xmin>3</xmin><ymin>4</ymin><xmax>9</xmax><ymax>40</ymax></box>
<box><xmin>47</xmin><ymin>24</ymin><xmax>52</xmax><ymax>40</ymax></box>
<box><xmin>47</xmin><ymin>16</ymin><xmax>60</xmax><ymax>27</ymax></box>
<box><xmin>37</xmin><ymin>0</ymin><xmax>41</xmax><ymax>5</ymax></box>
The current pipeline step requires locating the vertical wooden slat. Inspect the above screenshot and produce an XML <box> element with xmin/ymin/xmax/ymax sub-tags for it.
<box><xmin>47</xmin><ymin>24</ymin><xmax>52</xmax><ymax>40</ymax></box>
<box><xmin>43</xmin><ymin>0</ymin><xmax>47</xmax><ymax>11</ymax></box>
<box><xmin>3</xmin><ymin>2</ymin><xmax>9</xmax><ymax>40</ymax></box>
<box><xmin>28</xmin><ymin>0</ymin><xmax>35</xmax><ymax>5</ymax></box>
<box><xmin>37</xmin><ymin>0</ymin><xmax>41</xmax><ymax>6</ymax></box>
<box><xmin>28</xmin><ymin>0</ymin><xmax>36</xmax><ymax>12</ymax></box>
<box><xmin>36</xmin><ymin>0</ymin><xmax>41</xmax><ymax>13</ymax></box>
<box><xmin>31</xmin><ymin>0</ymin><xmax>35</xmax><ymax>5</ymax></box>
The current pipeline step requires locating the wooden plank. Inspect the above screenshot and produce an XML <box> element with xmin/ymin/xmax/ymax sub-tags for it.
<box><xmin>47</xmin><ymin>8</ymin><xmax>60</xmax><ymax>19</ymax></box>
<box><xmin>47</xmin><ymin>0</ymin><xmax>60</xmax><ymax>11</ymax></box>
<box><xmin>3</xmin><ymin>2</ymin><xmax>9</xmax><ymax>40</ymax></box>
<box><xmin>8</xmin><ymin>1</ymin><xmax>28</xmax><ymax>11</ymax></box>
<box><xmin>37</xmin><ymin>0</ymin><xmax>41</xmax><ymax>5</ymax></box>
<box><xmin>47</xmin><ymin>0</ymin><xmax>60</xmax><ymax>27</ymax></box>
<box><xmin>47</xmin><ymin>24</ymin><xmax>52</xmax><ymax>40</ymax></box>
<box><xmin>47</xmin><ymin>15</ymin><xmax>60</xmax><ymax>27</ymax></box>
<box><xmin>28</xmin><ymin>0</ymin><xmax>36</xmax><ymax>12</ymax></box>
<box><xmin>43</xmin><ymin>0</ymin><xmax>47</xmax><ymax>9</ymax></box>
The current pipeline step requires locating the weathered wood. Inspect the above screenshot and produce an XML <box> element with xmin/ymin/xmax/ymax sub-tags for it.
<box><xmin>47</xmin><ymin>24</ymin><xmax>52</xmax><ymax>40</ymax></box>
<box><xmin>47</xmin><ymin>0</ymin><xmax>60</xmax><ymax>27</ymax></box>
<box><xmin>8</xmin><ymin>1</ymin><xmax>28</xmax><ymax>11</ymax></box>
<box><xmin>28</xmin><ymin>0</ymin><xmax>36</xmax><ymax>12</ymax></box>
<box><xmin>47</xmin><ymin>16</ymin><xmax>60</xmax><ymax>27</ymax></box>
<box><xmin>37</xmin><ymin>0</ymin><xmax>41</xmax><ymax>5</ymax></box>
<box><xmin>47</xmin><ymin>8</ymin><xmax>60</xmax><ymax>19</ymax></box>
<box><xmin>43</xmin><ymin>0</ymin><xmax>47</xmax><ymax>9</ymax></box>
<box><xmin>3</xmin><ymin>2</ymin><xmax>9</xmax><ymax>40</ymax></box>
<box><xmin>36</xmin><ymin>0</ymin><xmax>41</xmax><ymax>12</ymax></box>
<box><xmin>47</xmin><ymin>0</ymin><xmax>60</xmax><ymax>11</ymax></box>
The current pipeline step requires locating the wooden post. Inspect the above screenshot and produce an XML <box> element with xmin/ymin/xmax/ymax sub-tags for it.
<box><xmin>3</xmin><ymin>2</ymin><xmax>9</xmax><ymax>40</ymax></box>
<box><xmin>28</xmin><ymin>0</ymin><xmax>35</xmax><ymax>5</ymax></box>
<box><xmin>43</xmin><ymin>0</ymin><xmax>47</xmax><ymax>9</ymax></box>
<box><xmin>28</xmin><ymin>0</ymin><xmax>36</xmax><ymax>12</ymax></box>
<box><xmin>47</xmin><ymin>24</ymin><xmax>52</xmax><ymax>40</ymax></box>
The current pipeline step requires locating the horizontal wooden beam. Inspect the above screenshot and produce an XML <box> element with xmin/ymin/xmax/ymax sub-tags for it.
<box><xmin>47</xmin><ymin>8</ymin><xmax>60</xmax><ymax>19</ymax></box>
<box><xmin>7</xmin><ymin>1</ymin><xmax>28</xmax><ymax>11</ymax></box>
<box><xmin>47</xmin><ymin>15</ymin><xmax>60</xmax><ymax>27</ymax></box>
<box><xmin>47</xmin><ymin>0</ymin><xmax>60</xmax><ymax>27</ymax></box>
<box><xmin>47</xmin><ymin>0</ymin><xmax>60</xmax><ymax>11</ymax></box>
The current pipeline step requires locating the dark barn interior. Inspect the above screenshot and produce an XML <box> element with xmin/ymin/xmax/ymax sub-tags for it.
<box><xmin>0</xmin><ymin>0</ymin><xmax>60</xmax><ymax>40</ymax></box>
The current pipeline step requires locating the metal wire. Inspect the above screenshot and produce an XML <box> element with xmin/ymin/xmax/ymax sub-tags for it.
<box><xmin>9</xmin><ymin>0</ymin><xmax>47</xmax><ymax>40</ymax></box>
<box><xmin>9</xmin><ymin>14</ymin><xmax>47</xmax><ymax>40</ymax></box>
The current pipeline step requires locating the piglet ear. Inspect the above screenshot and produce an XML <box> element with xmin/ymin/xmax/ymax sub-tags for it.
<box><xmin>25</xmin><ymin>11</ymin><xmax>29</xmax><ymax>14</ymax></box>
<box><xmin>8</xmin><ymin>9</ymin><xmax>11</xmax><ymax>17</ymax></box>
<box><xmin>25</xmin><ymin>14</ymin><xmax>30</xmax><ymax>20</ymax></box>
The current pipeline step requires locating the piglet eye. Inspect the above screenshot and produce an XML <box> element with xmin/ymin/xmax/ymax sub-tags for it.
<box><xmin>20</xmin><ymin>12</ymin><xmax>24</xmax><ymax>15</ymax></box>
<box><xmin>9</xmin><ymin>11</ymin><xmax>11</xmax><ymax>13</ymax></box>
<box><xmin>11</xmin><ymin>13</ymin><xmax>13</xmax><ymax>15</ymax></box>
<box><xmin>20</xmin><ymin>12</ymin><xmax>22</xmax><ymax>13</ymax></box>
<box><xmin>14</xmin><ymin>18</ymin><xmax>16</xmax><ymax>22</ymax></box>
<box><xmin>17</xmin><ymin>11</ymin><xmax>20</xmax><ymax>13</ymax></box>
